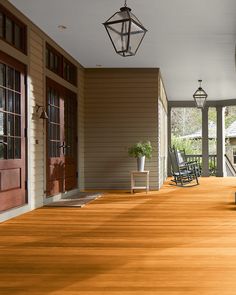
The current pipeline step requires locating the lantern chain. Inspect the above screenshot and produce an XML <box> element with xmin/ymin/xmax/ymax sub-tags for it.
<box><xmin>124</xmin><ymin>0</ymin><xmax>127</xmax><ymax>7</ymax></box>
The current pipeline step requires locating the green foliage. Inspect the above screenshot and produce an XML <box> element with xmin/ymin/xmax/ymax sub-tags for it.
<box><xmin>225</xmin><ymin>114</ymin><xmax>236</xmax><ymax>129</ymax></box>
<box><xmin>171</xmin><ymin>108</ymin><xmax>201</xmax><ymax>136</ymax></box>
<box><xmin>172</xmin><ymin>136</ymin><xmax>201</xmax><ymax>154</ymax></box>
<box><xmin>128</xmin><ymin>141</ymin><xmax>152</xmax><ymax>159</ymax></box>
<box><xmin>171</xmin><ymin>106</ymin><xmax>236</xmax><ymax>137</ymax></box>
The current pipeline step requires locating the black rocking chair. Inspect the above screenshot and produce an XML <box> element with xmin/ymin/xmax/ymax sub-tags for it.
<box><xmin>176</xmin><ymin>149</ymin><xmax>201</xmax><ymax>177</ymax></box>
<box><xmin>169</xmin><ymin>147</ymin><xmax>199</xmax><ymax>187</ymax></box>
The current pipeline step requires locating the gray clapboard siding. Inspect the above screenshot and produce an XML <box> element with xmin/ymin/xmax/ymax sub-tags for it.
<box><xmin>84</xmin><ymin>68</ymin><xmax>160</xmax><ymax>190</ymax></box>
<box><xmin>157</xmin><ymin>78</ymin><xmax>168</xmax><ymax>188</ymax></box>
<box><xmin>29</xmin><ymin>29</ymin><xmax>45</xmax><ymax>208</ymax></box>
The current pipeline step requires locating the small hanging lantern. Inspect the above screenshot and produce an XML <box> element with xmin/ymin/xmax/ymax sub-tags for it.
<box><xmin>103</xmin><ymin>0</ymin><xmax>147</xmax><ymax>57</ymax></box>
<box><xmin>193</xmin><ymin>80</ymin><xmax>208</xmax><ymax>109</ymax></box>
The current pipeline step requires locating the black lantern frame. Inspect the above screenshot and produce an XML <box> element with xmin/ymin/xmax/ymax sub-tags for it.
<box><xmin>103</xmin><ymin>1</ymin><xmax>147</xmax><ymax>57</ymax></box>
<box><xmin>193</xmin><ymin>80</ymin><xmax>208</xmax><ymax>109</ymax></box>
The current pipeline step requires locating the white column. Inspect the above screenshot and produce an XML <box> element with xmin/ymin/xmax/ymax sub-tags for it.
<box><xmin>167</xmin><ymin>106</ymin><xmax>172</xmax><ymax>176</ymax></box>
<box><xmin>202</xmin><ymin>107</ymin><xmax>209</xmax><ymax>176</ymax></box>
<box><xmin>216</xmin><ymin>106</ymin><xmax>225</xmax><ymax>177</ymax></box>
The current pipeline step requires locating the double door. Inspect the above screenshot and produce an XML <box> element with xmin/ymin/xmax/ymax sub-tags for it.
<box><xmin>46</xmin><ymin>79</ymin><xmax>77</xmax><ymax>197</ymax></box>
<box><xmin>0</xmin><ymin>52</ymin><xmax>26</xmax><ymax>212</ymax></box>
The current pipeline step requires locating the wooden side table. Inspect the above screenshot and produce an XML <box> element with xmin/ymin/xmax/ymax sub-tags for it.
<box><xmin>131</xmin><ymin>171</ymin><xmax>150</xmax><ymax>194</ymax></box>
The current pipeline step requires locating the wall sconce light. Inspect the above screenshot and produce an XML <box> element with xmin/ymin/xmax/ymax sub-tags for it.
<box><xmin>36</xmin><ymin>104</ymin><xmax>48</xmax><ymax>120</ymax></box>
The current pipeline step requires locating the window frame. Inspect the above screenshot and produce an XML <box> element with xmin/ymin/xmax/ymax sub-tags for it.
<box><xmin>46</xmin><ymin>43</ymin><xmax>77</xmax><ymax>86</ymax></box>
<box><xmin>0</xmin><ymin>4</ymin><xmax>27</xmax><ymax>54</ymax></box>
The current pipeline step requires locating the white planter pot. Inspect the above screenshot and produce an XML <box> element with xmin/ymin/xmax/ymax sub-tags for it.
<box><xmin>137</xmin><ymin>156</ymin><xmax>145</xmax><ymax>171</ymax></box>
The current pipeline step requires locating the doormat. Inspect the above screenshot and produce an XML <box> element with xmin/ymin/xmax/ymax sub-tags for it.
<box><xmin>45</xmin><ymin>192</ymin><xmax>102</xmax><ymax>208</ymax></box>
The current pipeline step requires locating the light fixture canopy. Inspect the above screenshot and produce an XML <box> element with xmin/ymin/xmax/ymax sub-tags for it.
<box><xmin>103</xmin><ymin>0</ymin><xmax>147</xmax><ymax>57</ymax></box>
<box><xmin>193</xmin><ymin>80</ymin><xmax>208</xmax><ymax>109</ymax></box>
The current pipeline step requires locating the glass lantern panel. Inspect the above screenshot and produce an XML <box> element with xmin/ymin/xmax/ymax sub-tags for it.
<box><xmin>195</xmin><ymin>96</ymin><xmax>206</xmax><ymax>108</ymax></box>
<box><xmin>106</xmin><ymin>21</ymin><xmax>130</xmax><ymax>52</ymax></box>
<box><xmin>130</xmin><ymin>21</ymin><xmax>145</xmax><ymax>33</ymax></box>
<box><xmin>130</xmin><ymin>12</ymin><xmax>144</xmax><ymax>27</ymax></box>
<box><xmin>128</xmin><ymin>21</ymin><xmax>146</xmax><ymax>55</ymax></box>
<box><xmin>106</xmin><ymin>10</ymin><xmax>130</xmax><ymax>22</ymax></box>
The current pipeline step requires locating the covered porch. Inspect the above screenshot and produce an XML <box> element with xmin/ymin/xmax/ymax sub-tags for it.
<box><xmin>1</xmin><ymin>0</ymin><xmax>236</xmax><ymax>293</ymax></box>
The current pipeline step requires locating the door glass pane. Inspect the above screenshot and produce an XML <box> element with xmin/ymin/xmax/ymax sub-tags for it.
<box><xmin>0</xmin><ymin>64</ymin><xmax>6</xmax><ymax>86</ymax></box>
<box><xmin>0</xmin><ymin>112</ymin><xmax>5</xmax><ymax>135</ymax></box>
<box><xmin>0</xmin><ymin>136</ymin><xmax>7</xmax><ymax>159</ymax></box>
<box><xmin>15</xmin><ymin>115</ymin><xmax>21</xmax><ymax>136</ymax></box>
<box><xmin>14</xmin><ymin>138</ymin><xmax>21</xmax><ymax>159</ymax></box>
<box><xmin>52</xmin><ymin>125</ymin><xmax>55</xmax><ymax>140</ymax></box>
<box><xmin>53</xmin><ymin>107</ymin><xmax>56</xmax><ymax>123</ymax></box>
<box><xmin>14</xmin><ymin>24</ymin><xmax>21</xmax><ymax>49</ymax></box>
<box><xmin>48</xmin><ymin>88</ymin><xmax>51</xmax><ymax>104</ymax></box>
<box><xmin>7</xmin><ymin>137</ymin><xmax>14</xmax><ymax>159</ymax></box>
<box><xmin>7</xmin><ymin>67</ymin><xmax>14</xmax><ymax>89</ymax></box>
<box><xmin>0</xmin><ymin>13</ymin><xmax>3</xmax><ymax>38</ymax></box>
<box><xmin>5</xmin><ymin>17</ymin><xmax>13</xmax><ymax>44</ymax></box>
<box><xmin>57</xmin><ymin>125</ymin><xmax>60</xmax><ymax>140</ymax></box>
<box><xmin>56</xmin><ymin>108</ymin><xmax>59</xmax><ymax>122</ymax></box>
<box><xmin>15</xmin><ymin>70</ymin><xmax>20</xmax><ymax>92</ymax></box>
<box><xmin>56</xmin><ymin>142</ymin><xmax>60</xmax><ymax>157</ymax></box>
<box><xmin>51</xmin><ymin>89</ymin><xmax>55</xmax><ymax>105</ymax></box>
<box><xmin>7</xmin><ymin>91</ymin><xmax>14</xmax><ymax>113</ymax></box>
<box><xmin>54</xmin><ymin>92</ymin><xmax>59</xmax><ymax>107</ymax></box>
<box><xmin>52</xmin><ymin>142</ymin><xmax>56</xmax><ymax>157</ymax></box>
<box><xmin>7</xmin><ymin>114</ymin><xmax>14</xmax><ymax>136</ymax></box>
<box><xmin>55</xmin><ymin>125</ymin><xmax>58</xmax><ymax>140</ymax></box>
<box><xmin>0</xmin><ymin>88</ymin><xmax>5</xmax><ymax>110</ymax></box>
<box><xmin>15</xmin><ymin>93</ymin><xmax>20</xmax><ymax>114</ymax></box>
<box><xmin>48</xmin><ymin>122</ymin><xmax>51</xmax><ymax>140</ymax></box>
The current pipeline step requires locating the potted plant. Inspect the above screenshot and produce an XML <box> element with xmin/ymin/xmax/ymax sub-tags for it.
<box><xmin>128</xmin><ymin>141</ymin><xmax>152</xmax><ymax>171</ymax></box>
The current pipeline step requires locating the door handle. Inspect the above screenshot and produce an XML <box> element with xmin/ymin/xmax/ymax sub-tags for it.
<box><xmin>58</xmin><ymin>142</ymin><xmax>70</xmax><ymax>149</ymax></box>
<box><xmin>58</xmin><ymin>142</ymin><xmax>70</xmax><ymax>155</ymax></box>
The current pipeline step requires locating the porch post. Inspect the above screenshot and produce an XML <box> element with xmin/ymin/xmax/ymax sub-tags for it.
<box><xmin>167</xmin><ymin>106</ymin><xmax>172</xmax><ymax>176</ymax></box>
<box><xmin>202</xmin><ymin>107</ymin><xmax>209</xmax><ymax>176</ymax></box>
<box><xmin>216</xmin><ymin>106</ymin><xmax>225</xmax><ymax>177</ymax></box>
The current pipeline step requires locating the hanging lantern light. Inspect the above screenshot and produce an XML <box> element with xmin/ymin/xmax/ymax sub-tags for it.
<box><xmin>193</xmin><ymin>80</ymin><xmax>208</xmax><ymax>109</ymax></box>
<box><xmin>103</xmin><ymin>0</ymin><xmax>147</xmax><ymax>57</ymax></box>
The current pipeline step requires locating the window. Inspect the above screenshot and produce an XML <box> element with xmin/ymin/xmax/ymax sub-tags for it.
<box><xmin>63</xmin><ymin>58</ymin><xmax>77</xmax><ymax>85</ymax></box>
<box><xmin>0</xmin><ymin>62</ymin><xmax>22</xmax><ymax>160</ymax></box>
<box><xmin>0</xmin><ymin>5</ymin><xmax>27</xmax><ymax>54</ymax></box>
<box><xmin>233</xmin><ymin>148</ymin><xmax>236</xmax><ymax>164</ymax></box>
<box><xmin>46</xmin><ymin>45</ymin><xmax>62</xmax><ymax>75</ymax></box>
<box><xmin>46</xmin><ymin>43</ymin><xmax>77</xmax><ymax>86</ymax></box>
<box><xmin>47</xmin><ymin>86</ymin><xmax>61</xmax><ymax>158</ymax></box>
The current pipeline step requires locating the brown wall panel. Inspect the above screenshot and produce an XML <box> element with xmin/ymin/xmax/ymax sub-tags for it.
<box><xmin>84</xmin><ymin>68</ymin><xmax>160</xmax><ymax>189</ymax></box>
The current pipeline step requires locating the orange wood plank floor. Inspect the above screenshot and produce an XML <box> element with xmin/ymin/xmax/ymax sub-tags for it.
<box><xmin>0</xmin><ymin>177</ymin><xmax>236</xmax><ymax>295</ymax></box>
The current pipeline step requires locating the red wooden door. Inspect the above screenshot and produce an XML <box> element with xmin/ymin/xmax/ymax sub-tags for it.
<box><xmin>0</xmin><ymin>52</ymin><xmax>27</xmax><ymax>212</ymax></box>
<box><xmin>46</xmin><ymin>79</ymin><xmax>77</xmax><ymax>196</ymax></box>
<box><xmin>64</xmin><ymin>90</ymin><xmax>77</xmax><ymax>191</ymax></box>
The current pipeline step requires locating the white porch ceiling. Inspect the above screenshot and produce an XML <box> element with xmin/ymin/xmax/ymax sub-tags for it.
<box><xmin>9</xmin><ymin>0</ymin><xmax>236</xmax><ymax>101</ymax></box>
